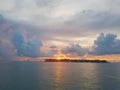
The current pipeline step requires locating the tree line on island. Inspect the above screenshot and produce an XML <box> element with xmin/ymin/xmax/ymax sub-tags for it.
<box><xmin>44</xmin><ymin>59</ymin><xmax>108</xmax><ymax>63</ymax></box>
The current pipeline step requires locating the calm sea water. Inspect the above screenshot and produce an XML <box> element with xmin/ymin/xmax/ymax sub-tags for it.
<box><xmin>0</xmin><ymin>62</ymin><xmax>120</xmax><ymax>90</ymax></box>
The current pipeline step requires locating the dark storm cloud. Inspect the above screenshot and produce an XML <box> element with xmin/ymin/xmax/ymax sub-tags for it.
<box><xmin>62</xmin><ymin>43</ymin><xmax>87</xmax><ymax>56</ymax></box>
<box><xmin>90</xmin><ymin>33</ymin><xmax>120</xmax><ymax>55</ymax></box>
<box><xmin>12</xmin><ymin>32</ymin><xmax>43</xmax><ymax>57</ymax></box>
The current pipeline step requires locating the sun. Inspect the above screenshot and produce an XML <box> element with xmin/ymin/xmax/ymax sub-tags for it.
<box><xmin>54</xmin><ymin>51</ymin><xmax>68</xmax><ymax>60</ymax></box>
<box><xmin>56</xmin><ymin>57</ymin><xmax>62</xmax><ymax>60</ymax></box>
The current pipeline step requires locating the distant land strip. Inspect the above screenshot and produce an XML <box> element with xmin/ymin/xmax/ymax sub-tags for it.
<box><xmin>44</xmin><ymin>59</ymin><xmax>108</xmax><ymax>63</ymax></box>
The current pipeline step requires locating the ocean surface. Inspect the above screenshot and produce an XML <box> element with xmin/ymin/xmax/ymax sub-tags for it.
<box><xmin>0</xmin><ymin>62</ymin><xmax>120</xmax><ymax>90</ymax></box>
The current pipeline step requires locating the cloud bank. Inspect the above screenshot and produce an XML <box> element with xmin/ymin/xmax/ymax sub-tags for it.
<box><xmin>0</xmin><ymin>14</ymin><xmax>46</xmax><ymax>60</ymax></box>
<box><xmin>91</xmin><ymin>33</ymin><xmax>120</xmax><ymax>55</ymax></box>
<box><xmin>66</xmin><ymin>10</ymin><xmax>120</xmax><ymax>30</ymax></box>
<box><xmin>62</xmin><ymin>43</ymin><xmax>87</xmax><ymax>57</ymax></box>
<box><xmin>12</xmin><ymin>32</ymin><xmax>43</xmax><ymax>57</ymax></box>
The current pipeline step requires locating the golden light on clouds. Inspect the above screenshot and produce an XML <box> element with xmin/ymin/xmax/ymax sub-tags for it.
<box><xmin>85</xmin><ymin>54</ymin><xmax>120</xmax><ymax>62</ymax></box>
<box><xmin>54</xmin><ymin>50</ymin><xmax>68</xmax><ymax>60</ymax></box>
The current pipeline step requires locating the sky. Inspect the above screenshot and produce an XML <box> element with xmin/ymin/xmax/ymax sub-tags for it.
<box><xmin>0</xmin><ymin>0</ymin><xmax>120</xmax><ymax>61</ymax></box>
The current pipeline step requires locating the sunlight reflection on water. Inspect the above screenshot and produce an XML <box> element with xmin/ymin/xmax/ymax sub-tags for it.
<box><xmin>0</xmin><ymin>62</ymin><xmax>120</xmax><ymax>90</ymax></box>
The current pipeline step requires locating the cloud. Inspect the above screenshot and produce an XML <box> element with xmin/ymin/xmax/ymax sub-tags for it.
<box><xmin>0</xmin><ymin>14</ymin><xmax>16</xmax><ymax>60</ymax></box>
<box><xmin>12</xmin><ymin>31</ymin><xmax>43</xmax><ymax>57</ymax></box>
<box><xmin>62</xmin><ymin>43</ymin><xmax>87</xmax><ymax>57</ymax></box>
<box><xmin>50</xmin><ymin>45</ymin><xmax>57</xmax><ymax>49</ymax></box>
<box><xmin>0</xmin><ymin>14</ymin><xmax>60</xmax><ymax>58</ymax></box>
<box><xmin>1</xmin><ymin>9</ymin><xmax>120</xmax><ymax>60</ymax></box>
<box><xmin>0</xmin><ymin>39</ymin><xmax>15</xmax><ymax>60</ymax></box>
<box><xmin>0</xmin><ymin>14</ymin><xmax>5</xmax><ymax>23</ymax></box>
<box><xmin>0</xmin><ymin>0</ymin><xmax>15</xmax><ymax>12</ymax></box>
<box><xmin>42</xmin><ymin>45</ymin><xmax>58</xmax><ymax>57</ymax></box>
<box><xmin>1</xmin><ymin>0</ymin><xmax>120</xmax><ymax>38</ymax></box>
<box><xmin>50</xmin><ymin>45</ymin><xmax>58</xmax><ymax>54</ymax></box>
<box><xmin>35</xmin><ymin>0</ymin><xmax>60</xmax><ymax>8</ymax></box>
<box><xmin>65</xmin><ymin>10</ymin><xmax>120</xmax><ymax>30</ymax></box>
<box><xmin>90</xmin><ymin>33</ymin><xmax>120</xmax><ymax>55</ymax></box>
<box><xmin>0</xmin><ymin>40</ymin><xmax>14</xmax><ymax>60</ymax></box>
<box><xmin>0</xmin><ymin>14</ymin><xmax>57</xmax><ymax>59</ymax></box>
<box><xmin>1</xmin><ymin>0</ymin><xmax>119</xmax><ymax>27</ymax></box>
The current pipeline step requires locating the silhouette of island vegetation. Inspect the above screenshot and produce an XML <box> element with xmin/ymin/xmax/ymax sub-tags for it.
<box><xmin>45</xmin><ymin>59</ymin><xmax>108</xmax><ymax>63</ymax></box>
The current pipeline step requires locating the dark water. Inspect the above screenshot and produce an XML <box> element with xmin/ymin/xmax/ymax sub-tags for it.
<box><xmin>0</xmin><ymin>62</ymin><xmax>120</xmax><ymax>90</ymax></box>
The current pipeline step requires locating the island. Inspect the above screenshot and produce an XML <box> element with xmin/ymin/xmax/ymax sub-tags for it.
<box><xmin>44</xmin><ymin>59</ymin><xmax>108</xmax><ymax>63</ymax></box>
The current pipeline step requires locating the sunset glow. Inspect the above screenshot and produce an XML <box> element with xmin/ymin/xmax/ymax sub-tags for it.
<box><xmin>54</xmin><ymin>50</ymin><xmax>68</xmax><ymax>60</ymax></box>
<box><xmin>0</xmin><ymin>0</ymin><xmax>120</xmax><ymax>61</ymax></box>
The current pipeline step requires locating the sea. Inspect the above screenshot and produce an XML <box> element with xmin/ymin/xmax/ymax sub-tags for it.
<box><xmin>0</xmin><ymin>62</ymin><xmax>120</xmax><ymax>90</ymax></box>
